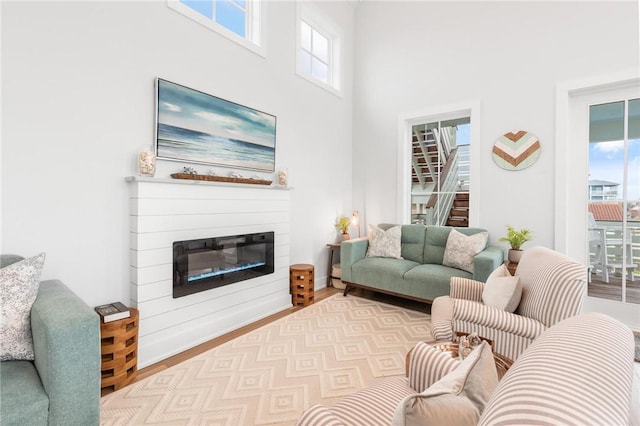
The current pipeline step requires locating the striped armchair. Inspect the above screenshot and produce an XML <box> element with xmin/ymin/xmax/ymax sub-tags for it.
<box><xmin>297</xmin><ymin>313</ymin><xmax>634</xmax><ymax>426</ymax></box>
<box><xmin>431</xmin><ymin>246</ymin><xmax>587</xmax><ymax>360</ymax></box>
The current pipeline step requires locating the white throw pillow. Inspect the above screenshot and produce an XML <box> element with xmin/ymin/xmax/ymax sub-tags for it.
<box><xmin>0</xmin><ymin>253</ymin><xmax>46</xmax><ymax>361</ymax></box>
<box><xmin>442</xmin><ymin>229</ymin><xmax>489</xmax><ymax>273</ymax></box>
<box><xmin>393</xmin><ymin>341</ymin><xmax>499</xmax><ymax>426</ymax></box>
<box><xmin>366</xmin><ymin>225</ymin><xmax>403</xmax><ymax>259</ymax></box>
<box><xmin>482</xmin><ymin>263</ymin><xmax>522</xmax><ymax>312</ymax></box>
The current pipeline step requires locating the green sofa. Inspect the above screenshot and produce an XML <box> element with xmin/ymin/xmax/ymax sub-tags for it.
<box><xmin>340</xmin><ymin>224</ymin><xmax>503</xmax><ymax>303</ymax></box>
<box><xmin>0</xmin><ymin>255</ymin><xmax>101</xmax><ymax>426</ymax></box>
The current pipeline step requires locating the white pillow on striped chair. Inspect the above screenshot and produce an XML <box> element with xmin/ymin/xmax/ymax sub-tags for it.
<box><xmin>482</xmin><ymin>263</ymin><xmax>522</xmax><ymax>312</ymax></box>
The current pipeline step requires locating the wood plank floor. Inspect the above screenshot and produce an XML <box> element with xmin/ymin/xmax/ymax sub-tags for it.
<box><xmin>588</xmin><ymin>273</ymin><xmax>640</xmax><ymax>304</ymax></box>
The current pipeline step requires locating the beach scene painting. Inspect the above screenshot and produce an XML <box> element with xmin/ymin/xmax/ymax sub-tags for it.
<box><xmin>155</xmin><ymin>78</ymin><xmax>276</xmax><ymax>172</ymax></box>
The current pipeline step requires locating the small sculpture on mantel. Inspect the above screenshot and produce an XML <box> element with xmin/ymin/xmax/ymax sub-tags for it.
<box><xmin>229</xmin><ymin>171</ymin><xmax>243</xmax><ymax>178</ymax></box>
<box><xmin>183</xmin><ymin>166</ymin><xmax>197</xmax><ymax>175</ymax></box>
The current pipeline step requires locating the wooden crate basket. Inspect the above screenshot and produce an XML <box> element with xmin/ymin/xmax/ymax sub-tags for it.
<box><xmin>100</xmin><ymin>308</ymin><xmax>139</xmax><ymax>394</ymax></box>
<box><xmin>290</xmin><ymin>264</ymin><xmax>315</xmax><ymax>307</ymax></box>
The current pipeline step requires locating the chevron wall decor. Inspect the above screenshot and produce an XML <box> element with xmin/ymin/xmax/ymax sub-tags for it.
<box><xmin>492</xmin><ymin>130</ymin><xmax>541</xmax><ymax>170</ymax></box>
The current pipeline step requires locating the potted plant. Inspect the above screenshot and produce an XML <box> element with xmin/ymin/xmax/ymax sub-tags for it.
<box><xmin>499</xmin><ymin>225</ymin><xmax>532</xmax><ymax>263</ymax></box>
<box><xmin>335</xmin><ymin>216</ymin><xmax>351</xmax><ymax>240</ymax></box>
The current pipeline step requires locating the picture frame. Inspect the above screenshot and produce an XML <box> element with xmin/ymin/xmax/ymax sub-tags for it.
<box><xmin>155</xmin><ymin>78</ymin><xmax>276</xmax><ymax>172</ymax></box>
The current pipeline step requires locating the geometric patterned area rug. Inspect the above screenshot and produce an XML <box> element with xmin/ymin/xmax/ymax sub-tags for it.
<box><xmin>100</xmin><ymin>294</ymin><xmax>431</xmax><ymax>425</ymax></box>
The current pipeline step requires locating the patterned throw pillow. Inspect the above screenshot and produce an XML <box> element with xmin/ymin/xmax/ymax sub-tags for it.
<box><xmin>442</xmin><ymin>229</ymin><xmax>489</xmax><ymax>273</ymax></box>
<box><xmin>482</xmin><ymin>264</ymin><xmax>522</xmax><ymax>312</ymax></box>
<box><xmin>0</xmin><ymin>253</ymin><xmax>46</xmax><ymax>361</ymax></box>
<box><xmin>366</xmin><ymin>225</ymin><xmax>403</xmax><ymax>259</ymax></box>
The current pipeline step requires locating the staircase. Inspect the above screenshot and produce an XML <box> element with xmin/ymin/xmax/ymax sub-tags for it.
<box><xmin>446</xmin><ymin>192</ymin><xmax>469</xmax><ymax>227</ymax></box>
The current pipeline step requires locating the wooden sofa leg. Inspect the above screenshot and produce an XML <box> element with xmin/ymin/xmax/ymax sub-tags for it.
<box><xmin>343</xmin><ymin>284</ymin><xmax>352</xmax><ymax>297</ymax></box>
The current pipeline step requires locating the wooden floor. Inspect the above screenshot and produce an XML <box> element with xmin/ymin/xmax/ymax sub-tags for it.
<box><xmin>588</xmin><ymin>272</ymin><xmax>640</xmax><ymax>304</ymax></box>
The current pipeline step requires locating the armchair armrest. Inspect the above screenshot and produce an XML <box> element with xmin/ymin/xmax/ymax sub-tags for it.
<box><xmin>296</xmin><ymin>404</ymin><xmax>346</xmax><ymax>426</ymax></box>
<box><xmin>450</xmin><ymin>277</ymin><xmax>484</xmax><ymax>302</ymax></box>
<box><xmin>31</xmin><ymin>280</ymin><xmax>101</xmax><ymax>425</ymax></box>
<box><xmin>473</xmin><ymin>246</ymin><xmax>504</xmax><ymax>282</ymax></box>
<box><xmin>340</xmin><ymin>237</ymin><xmax>369</xmax><ymax>282</ymax></box>
<box><xmin>406</xmin><ymin>341</ymin><xmax>460</xmax><ymax>392</ymax></box>
<box><xmin>454</xmin><ymin>299</ymin><xmax>546</xmax><ymax>340</ymax></box>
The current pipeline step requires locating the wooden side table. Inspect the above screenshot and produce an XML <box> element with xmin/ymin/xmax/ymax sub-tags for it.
<box><xmin>100</xmin><ymin>308</ymin><xmax>139</xmax><ymax>395</ymax></box>
<box><xmin>326</xmin><ymin>243</ymin><xmax>341</xmax><ymax>287</ymax></box>
<box><xmin>506</xmin><ymin>261</ymin><xmax>518</xmax><ymax>275</ymax></box>
<box><xmin>290</xmin><ymin>264</ymin><xmax>315</xmax><ymax>307</ymax></box>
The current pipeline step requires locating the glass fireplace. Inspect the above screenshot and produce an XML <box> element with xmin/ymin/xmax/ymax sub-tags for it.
<box><xmin>173</xmin><ymin>231</ymin><xmax>274</xmax><ymax>298</ymax></box>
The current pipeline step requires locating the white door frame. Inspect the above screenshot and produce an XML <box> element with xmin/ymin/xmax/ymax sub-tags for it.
<box><xmin>396</xmin><ymin>100</ymin><xmax>481</xmax><ymax>225</ymax></box>
<box><xmin>555</xmin><ymin>68</ymin><xmax>640</xmax><ymax>330</ymax></box>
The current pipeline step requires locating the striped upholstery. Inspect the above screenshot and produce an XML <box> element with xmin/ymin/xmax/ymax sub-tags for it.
<box><xmin>297</xmin><ymin>341</ymin><xmax>459</xmax><ymax>426</ymax></box>
<box><xmin>298</xmin><ymin>314</ymin><xmax>633</xmax><ymax>426</ymax></box>
<box><xmin>450</xmin><ymin>277</ymin><xmax>484</xmax><ymax>301</ymax></box>
<box><xmin>297</xmin><ymin>376</ymin><xmax>415</xmax><ymax>426</ymax></box>
<box><xmin>407</xmin><ymin>341</ymin><xmax>460</xmax><ymax>392</ymax></box>
<box><xmin>432</xmin><ymin>246</ymin><xmax>587</xmax><ymax>360</ymax></box>
<box><xmin>479</xmin><ymin>312</ymin><xmax>635</xmax><ymax>426</ymax></box>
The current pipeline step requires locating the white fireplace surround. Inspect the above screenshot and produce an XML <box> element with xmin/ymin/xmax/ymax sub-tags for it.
<box><xmin>126</xmin><ymin>176</ymin><xmax>292</xmax><ymax>368</ymax></box>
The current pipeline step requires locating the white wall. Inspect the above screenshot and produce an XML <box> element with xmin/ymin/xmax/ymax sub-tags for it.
<box><xmin>1</xmin><ymin>1</ymin><xmax>354</xmax><ymax>307</ymax></box>
<box><xmin>352</xmin><ymin>1</ymin><xmax>639</xmax><ymax>250</ymax></box>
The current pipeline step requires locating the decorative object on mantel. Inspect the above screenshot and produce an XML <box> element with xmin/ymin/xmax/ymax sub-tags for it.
<box><xmin>499</xmin><ymin>225</ymin><xmax>532</xmax><ymax>263</ymax></box>
<box><xmin>155</xmin><ymin>78</ymin><xmax>276</xmax><ymax>172</ymax></box>
<box><xmin>277</xmin><ymin>168</ymin><xmax>288</xmax><ymax>186</ymax></box>
<box><xmin>492</xmin><ymin>130</ymin><xmax>541</xmax><ymax>171</ymax></box>
<box><xmin>138</xmin><ymin>146</ymin><xmax>156</xmax><ymax>177</ymax></box>
<box><xmin>170</xmin><ymin>173</ymin><xmax>272</xmax><ymax>185</ymax></box>
<box><xmin>335</xmin><ymin>215</ymin><xmax>351</xmax><ymax>241</ymax></box>
<box><xmin>183</xmin><ymin>166</ymin><xmax>197</xmax><ymax>175</ymax></box>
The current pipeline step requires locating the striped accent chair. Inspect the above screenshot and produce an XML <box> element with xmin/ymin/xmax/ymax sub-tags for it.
<box><xmin>431</xmin><ymin>246</ymin><xmax>587</xmax><ymax>360</ymax></box>
<box><xmin>297</xmin><ymin>313</ymin><xmax>634</xmax><ymax>426</ymax></box>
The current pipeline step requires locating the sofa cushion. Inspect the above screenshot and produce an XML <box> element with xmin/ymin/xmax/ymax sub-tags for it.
<box><xmin>367</xmin><ymin>225</ymin><xmax>402</xmax><ymax>259</ymax></box>
<box><xmin>1</xmin><ymin>253</ymin><xmax>46</xmax><ymax>361</ymax></box>
<box><xmin>393</xmin><ymin>341</ymin><xmax>499</xmax><ymax>426</ymax></box>
<box><xmin>443</xmin><ymin>229</ymin><xmax>489</xmax><ymax>273</ymax></box>
<box><xmin>423</xmin><ymin>227</ymin><xmax>490</xmax><ymax>265</ymax></box>
<box><xmin>378</xmin><ymin>224</ymin><xmax>427</xmax><ymax>263</ymax></box>
<box><xmin>482</xmin><ymin>264</ymin><xmax>522</xmax><ymax>312</ymax></box>
<box><xmin>403</xmin><ymin>264</ymin><xmax>472</xmax><ymax>302</ymax></box>
<box><xmin>352</xmin><ymin>258</ymin><xmax>420</xmax><ymax>292</ymax></box>
<box><xmin>0</xmin><ymin>360</ymin><xmax>49</xmax><ymax>425</ymax></box>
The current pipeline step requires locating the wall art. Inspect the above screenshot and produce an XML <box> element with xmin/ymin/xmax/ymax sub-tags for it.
<box><xmin>492</xmin><ymin>130</ymin><xmax>541</xmax><ymax>171</ymax></box>
<box><xmin>155</xmin><ymin>78</ymin><xmax>276</xmax><ymax>172</ymax></box>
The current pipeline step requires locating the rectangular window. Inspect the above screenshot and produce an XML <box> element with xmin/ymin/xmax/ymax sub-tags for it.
<box><xmin>296</xmin><ymin>4</ymin><xmax>342</xmax><ymax>96</ymax></box>
<box><xmin>411</xmin><ymin>116</ymin><xmax>471</xmax><ymax>227</ymax></box>
<box><xmin>168</xmin><ymin>0</ymin><xmax>264</xmax><ymax>57</ymax></box>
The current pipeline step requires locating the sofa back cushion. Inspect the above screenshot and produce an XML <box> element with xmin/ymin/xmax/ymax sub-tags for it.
<box><xmin>423</xmin><ymin>227</ymin><xmax>490</xmax><ymax>265</ymax></box>
<box><xmin>378</xmin><ymin>223</ymin><xmax>426</xmax><ymax>263</ymax></box>
<box><xmin>515</xmin><ymin>246</ymin><xmax>586</xmax><ymax>327</ymax></box>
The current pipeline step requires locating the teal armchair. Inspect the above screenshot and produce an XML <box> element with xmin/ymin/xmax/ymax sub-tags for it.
<box><xmin>0</xmin><ymin>255</ymin><xmax>101</xmax><ymax>426</ymax></box>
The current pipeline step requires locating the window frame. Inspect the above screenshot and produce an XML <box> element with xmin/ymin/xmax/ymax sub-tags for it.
<box><xmin>295</xmin><ymin>3</ymin><xmax>343</xmax><ymax>97</ymax></box>
<box><xmin>397</xmin><ymin>101</ymin><xmax>481</xmax><ymax>226</ymax></box>
<box><xmin>168</xmin><ymin>0</ymin><xmax>266</xmax><ymax>58</ymax></box>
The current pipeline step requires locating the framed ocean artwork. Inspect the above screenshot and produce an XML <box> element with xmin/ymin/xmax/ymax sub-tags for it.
<box><xmin>155</xmin><ymin>78</ymin><xmax>276</xmax><ymax>172</ymax></box>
